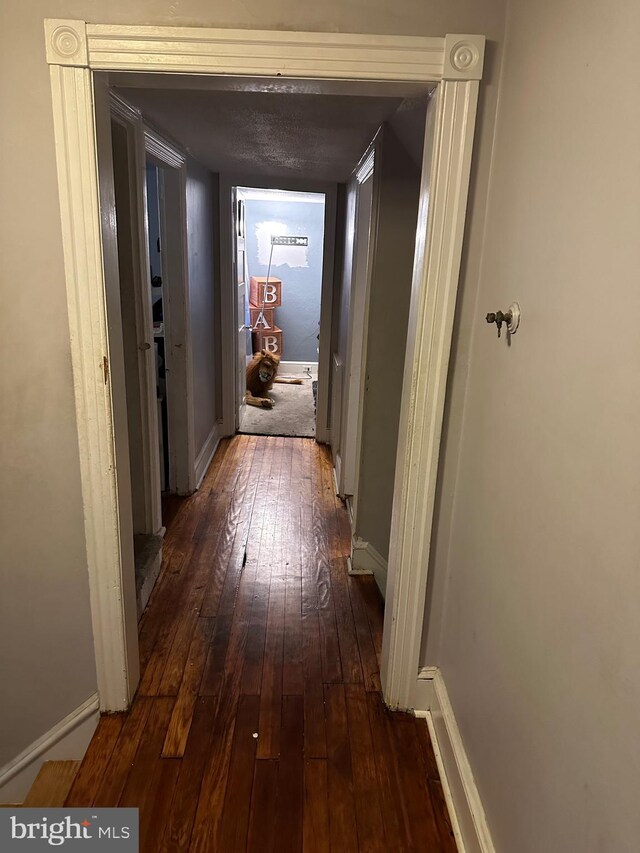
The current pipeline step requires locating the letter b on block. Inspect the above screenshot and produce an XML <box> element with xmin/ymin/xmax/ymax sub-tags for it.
<box><xmin>264</xmin><ymin>336</ymin><xmax>278</xmax><ymax>353</ymax></box>
<box><xmin>263</xmin><ymin>283</ymin><xmax>277</xmax><ymax>304</ymax></box>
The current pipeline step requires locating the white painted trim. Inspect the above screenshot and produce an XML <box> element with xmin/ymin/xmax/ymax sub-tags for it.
<box><xmin>333</xmin><ymin>455</ymin><xmax>343</xmax><ymax>496</ymax></box>
<box><xmin>279</xmin><ymin>360</ymin><xmax>318</xmax><ymax>376</ymax></box>
<box><xmin>84</xmin><ymin>26</ymin><xmax>447</xmax><ymax>80</ymax></box>
<box><xmin>381</xmin><ymin>74</ymin><xmax>483</xmax><ymax>710</ymax></box>
<box><xmin>44</xmin><ymin>19</ymin><xmax>484</xmax><ymax>717</ymax></box>
<box><xmin>49</xmin><ymin>63</ymin><xmax>135</xmax><ymax>711</ymax></box>
<box><xmin>0</xmin><ymin>694</ymin><xmax>99</xmax><ymax>804</ymax></box>
<box><xmin>412</xmin><ymin>668</ymin><xmax>495</xmax><ymax>853</ymax></box>
<box><xmin>194</xmin><ymin>425</ymin><xmax>220</xmax><ymax>489</ymax></box>
<box><xmin>355</xmin><ymin>145</ymin><xmax>376</xmax><ymax>185</ymax></box>
<box><xmin>144</xmin><ymin>127</ymin><xmax>186</xmax><ymax>169</ymax></box>
<box><xmin>350</xmin><ymin>536</ymin><xmax>387</xmax><ymax>595</ymax></box>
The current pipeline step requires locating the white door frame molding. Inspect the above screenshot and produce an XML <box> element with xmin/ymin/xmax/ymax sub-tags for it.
<box><xmin>45</xmin><ymin>19</ymin><xmax>485</xmax><ymax>711</ymax></box>
<box><xmin>220</xmin><ymin>174</ymin><xmax>337</xmax><ymax>443</ymax></box>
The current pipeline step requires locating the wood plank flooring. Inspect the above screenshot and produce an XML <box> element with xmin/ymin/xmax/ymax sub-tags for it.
<box><xmin>66</xmin><ymin>436</ymin><xmax>456</xmax><ymax>852</ymax></box>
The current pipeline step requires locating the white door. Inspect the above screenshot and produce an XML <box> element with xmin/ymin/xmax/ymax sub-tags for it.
<box><xmin>234</xmin><ymin>192</ymin><xmax>250</xmax><ymax>429</ymax></box>
<box><xmin>341</xmin><ymin>165</ymin><xmax>375</xmax><ymax>498</ymax></box>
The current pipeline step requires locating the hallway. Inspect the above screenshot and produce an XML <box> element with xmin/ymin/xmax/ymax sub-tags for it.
<box><xmin>64</xmin><ymin>436</ymin><xmax>455</xmax><ymax>851</ymax></box>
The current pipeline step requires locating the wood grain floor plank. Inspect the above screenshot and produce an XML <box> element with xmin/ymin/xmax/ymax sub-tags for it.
<box><xmin>428</xmin><ymin>778</ymin><xmax>458</xmax><ymax>852</ymax></box>
<box><xmin>117</xmin><ymin>697</ymin><xmax>174</xmax><ymax>811</ymax></box>
<box><xmin>24</xmin><ymin>761</ymin><xmax>81</xmax><ymax>807</ymax></box>
<box><xmin>162</xmin><ymin>617</ymin><xmax>215</xmax><ymax>757</ymax></box>
<box><xmin>390</xmin><ymin>712</ymin><xmax>442</xmax><ymax>851</ymax></box>
<box><xmin>65</xmin><ymin>714</ymin><xmax>124</xmax><ymax>806</ymax></box>
<box><xmin>415</xmin><ymin>716</ymin><xmax>441</xmax><ymax>781</ymax></box>
<box><xmin>256</xmin><ymin>437</ymin><xmax>292</xmax><ymax>758</ymax></box>
<box><xmin>366</xmin><ymin>692</ymin><xmax>411</xmax><ymax>853</ymax></box>
<box><xmin>324</xmin><ymin>683</ymin><xmax>359</xmax><ymax>853</ymax></box>
<box><xmin>303</xmin><ymin>759</ymin><xmax>330</xmax><ymax>853</ymax></box>
<box><xmin>218</xmin><ymin>694</ymin><xmax>261</xmax><ymax>852</ymax></box>
<box><xmin>358</xmin><ymin>575</ymin><xmax>385</xmax><ymax>663</ymax></box>
<box><xmin>310</xmin><ymin>445</ymin><xmax>342</xmax><ymax>684</ymax></box>
<box><xmin>92</xmin><ymin>698</ymin><xmax>153</xmax><ymax>807</ymax></box>
<box><xmin>274</xmin><ymin>694</ymin><xmax>304</xmax><ymax>851</ymax></box>
<box><xmin>301</xmin><ymin>441</ymin><xmax>327</xmax><ymax>758</ymax></box>
<box><xmin>345</xmin><ymin>684</ymin><xmax>387</xmax><ymax>852</ymax></box>
<box><xmin>184</xmin><ymin>690</ymin><xmax>239</xmax><ymax>853</ymax></box>
<box><xmin>240</xmin><ymin>439</ymin><xmax>278</xmax><ymax>695</ymax></box>
<box><xmin>283</xmin><ymin>442</ymin><xmax>304</xmax><ymax>696</ymax></box>
<box><xmin>319</xmin><ymin>457</ymin><xmax>363</xmax><ymax>685</ymax></box>
<box><xmin>348</xmin><ymin>573</ymin><xmax>381</xmax><ymax>692</ymax></box>
<box><xmin>160</xmin><ymin>697</ymin><xmax>217</xmax><ymax>853</ymax></box>
<box><xmin>246</xmin><ymin>759</ymin><xmax>279</xmax><ymax>853</ymax></box>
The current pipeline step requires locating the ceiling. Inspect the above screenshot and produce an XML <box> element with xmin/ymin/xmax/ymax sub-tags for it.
<box><xmin>111</xmin><ymin>75</ymin><xmax>432</xmax><ymax>182</ymax></box>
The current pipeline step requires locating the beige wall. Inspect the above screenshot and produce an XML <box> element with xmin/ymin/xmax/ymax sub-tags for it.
<box><xmin>0</xmin><ymin>0</ymin><xmax>506</xmax><ymax>784</ymax></box>
<box><xmin>422</xmin><ymin>0</ymin><xmax>640</xmax><ymax>849</ymax></box>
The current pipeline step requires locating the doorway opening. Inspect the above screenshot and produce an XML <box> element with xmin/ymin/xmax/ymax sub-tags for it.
<box><xmin>236</xmin><ymin>187</ymin><xmax>326</xmax><ymax>438</ymax></box>
<box><xmin>49</xmin><ymin>25</ymin><xmax>485</xmax><ymax>713</ymax></box>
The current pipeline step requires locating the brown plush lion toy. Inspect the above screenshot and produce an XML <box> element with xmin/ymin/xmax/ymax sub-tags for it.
<box><xmin>245</xmin><ymin>349</ymin><xmax>302</xmax><ymax>409</ymax></box>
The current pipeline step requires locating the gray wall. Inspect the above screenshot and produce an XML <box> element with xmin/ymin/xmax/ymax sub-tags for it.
<box><xmin>0</xmin><ymin>0</ymin><xmax>506</xmax><ymax>791</ymax></box>
<box><xmin>244</xmin><ymin>194</ymin><xmax>325</xmax><ymax>362</ymax></box>
<box><xmin>356</xmin><ymin>123</ymin><xmax>423</xmax><ymax>563</ymax></box>
<box><xmin>186</xmin><ymin>157</ymin><xmax>218</xmax><ymax>457</ymax></box>
<box><xmin>422</xmin><ymin>0</ymin><xmax>640</xmax><ymax>850</ymax></box>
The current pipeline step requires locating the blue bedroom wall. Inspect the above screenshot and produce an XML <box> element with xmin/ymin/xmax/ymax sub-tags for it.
<box><xmin>243</xmin><ymin>191</ymin><xmax>325</xmax><ymax>363</ymax></box>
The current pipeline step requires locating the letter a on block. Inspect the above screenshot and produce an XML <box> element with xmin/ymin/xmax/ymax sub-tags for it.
<box><xmin>254</xmin><ymin>311</ymin><xmax>271</xmax><ymax>329</ymax></box>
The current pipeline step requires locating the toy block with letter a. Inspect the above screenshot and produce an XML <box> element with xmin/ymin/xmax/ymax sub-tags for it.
<box><xmin>249</xmin><ymin>306</ymin><xmax>275</xmax><ymax>330</ymax></box>
<box><xmin>250</xmin><ymin>276</ymin><xmax>282</xmax><ymax>308</ymax></box>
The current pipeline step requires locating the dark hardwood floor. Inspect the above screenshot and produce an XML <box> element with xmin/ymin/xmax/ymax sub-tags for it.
<box><xmin>66</xmin><ymin>436</ymin><xmax>456</xmax><ymax>852</ymax></box>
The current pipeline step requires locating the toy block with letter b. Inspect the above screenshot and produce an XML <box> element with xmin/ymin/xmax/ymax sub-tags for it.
<box><xmin>250</xmin><ymin>276</ymin><xmax>282</xmax><ymax>308</ymax></box>
<box><xmin>252</xmin><ymin>327</ymin><xmax>282</xmax><ymax>356</ymax></box>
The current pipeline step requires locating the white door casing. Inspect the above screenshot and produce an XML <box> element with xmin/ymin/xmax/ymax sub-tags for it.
<box><xmin>45</xmin><ymin>20</ymin><xmax>484</xmax><ymax>711</ymax></box>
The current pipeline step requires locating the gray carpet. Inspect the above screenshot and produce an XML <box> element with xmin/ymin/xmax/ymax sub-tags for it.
<box><xmin>239</xmin><ymin>378</ymin><xmax>316</xmax><ymax>437</ymax></box>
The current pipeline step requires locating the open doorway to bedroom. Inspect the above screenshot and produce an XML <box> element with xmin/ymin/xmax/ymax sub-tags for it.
<box><xmin>236</xmin><ymin>187</ymin><xmax>326</xmax><ymax>438</ymax></box>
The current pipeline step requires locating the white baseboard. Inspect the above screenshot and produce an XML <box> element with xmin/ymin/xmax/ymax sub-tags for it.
<box><xmin>279</xmin><ymin>360</ymin><xmax>318</xmax><ymax>376</ymax></box>
<box><xmin>0</xmin><ymin>693</ymin><xmax>100</xmax><ymax>804</ymax></box>
<box><xmin>194</xmin><ymin>424</ymin><xmax>220</xmax><ymax>489</ymax></box>
<box><xmin>350</xmin><ymin>536</ymin><xmax>387</xmax><ymax>597</ymax></box>
<box><xmin>413</xmin><ymin>667</ymin><xmax>495</xmax><ymax>853</ymax></box>
<box><xmin>333</xmin><ymin>454</ymin><xmax>343</xmax><ymax>496</ymax></box>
